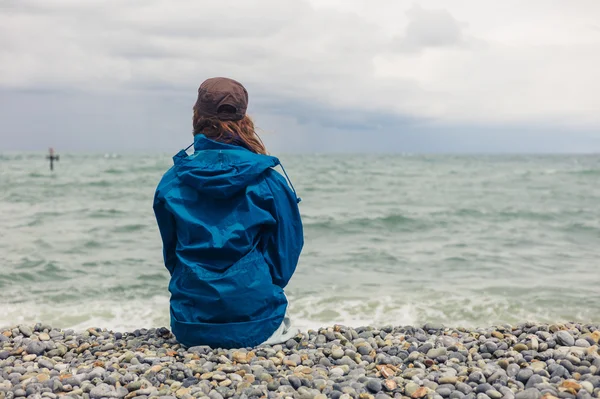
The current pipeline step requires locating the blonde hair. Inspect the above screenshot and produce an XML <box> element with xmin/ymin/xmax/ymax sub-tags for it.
<box><xmin>192</xmin><ymin>109</ymin><xmax>267</xmax><ymax>155</ymax></box>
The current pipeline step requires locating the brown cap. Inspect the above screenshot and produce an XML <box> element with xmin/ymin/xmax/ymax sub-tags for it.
<box><xmin>193</xmin><ymin>77</ymin><xmax>248</xmax><ymax>121</ymax></box>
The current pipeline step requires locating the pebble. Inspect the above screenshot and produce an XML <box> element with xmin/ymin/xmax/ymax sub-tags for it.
<box><xmin>440</xmin><ymin>376</ymin><xmax>459</xmax><ymax>384</ymax></box>
<box><xmin>487</xmin><ymin>390</ymin><xmax>502</xmax><ymax>399</ymax></box>
<box><xmin>428</xmin><ymin>348</ymin><xmax>448</xmax><ymax>359</ymax></box>
<box><xmin>330</xmin><ymin>348</ymin><xmax>344</xmax><ymax>359</ymax></box>
<box><xmin>526</xmin><ymin>375</ymin><xmax>544</xmax><ymax>389</ymax></box>
<box><xmin>26</xmin><ymin>341</ymin><xmax>46</xmax><ymax>356</ymax></box>
<box><xmin>19</xmin><ymin>325</ymin><xmax>33</xmax><ymax>337</ymax></box>
<box><xmin>556</xmin><ymin>332</ymin><xmax>575</xmax><ymax>347</ymax></box>
<box><xmin>515</xmin><ymin>388</ymin><xmax>542</xmax><ymax>399</ymax></box>
<box><xmin>0</xmin><ymin>323</ymin><xmax>596</xmax><ymax>399</ymax></box>
<box><xmin>469</xmin><ymin>372</ymin><xmax>486</xmax><ymax>384</ymax></box>
<box><xmin>515</xmin><ymin>344</ymin><xmax>529</xmax><ymax>352</ymax></box>
<box><xmin>406</xmin><ymin>382</ymin><xmax>420</xmax><ymax>397</ymax></box>
<box><xmin>367</xmin><ymin>379</ymin><xmax>383</xmax><ymax>393</ymax></box>
<box><xmin>508</xmin><ymin>364</ymin><xmax>521</xmax><ymax>377</ymax></box>
<box><xmin>456</xmin><ymin>383</ymin><xmax>473</xmax><ymax>395</ymax></box>
<box><xmin>531</xmin><ymin>362</ymin><xmax>546</xmax><ymax>372</ymax></box>
<box><xmin>518</xmin><ymin>369</ymin><xmax>534</xmax><ymax>383</ymax></box>
<box><xmin>574</xmin><ymin>339</ymin><xmax>590</xmax><ymax>348</ymax></box>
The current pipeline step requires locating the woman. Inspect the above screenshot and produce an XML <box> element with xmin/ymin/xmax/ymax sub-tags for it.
<box><xmin>153</xmin><ymin>77</ymin><xmax>304</xmax><ymax>348</ymax></box>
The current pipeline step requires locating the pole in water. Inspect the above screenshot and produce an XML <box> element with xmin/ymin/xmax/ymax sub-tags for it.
<box><xmin>47</xmin><ymin>147</ymin><xmax>59</xmax><ymax>171</ymax></box>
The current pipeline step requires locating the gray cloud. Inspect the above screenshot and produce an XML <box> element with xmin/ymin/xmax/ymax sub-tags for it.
<box><xmin>395</xmin><ymin>5</ymin><xmax>466</xmax><ymax>51</ymax></box>
<box><xmin>1</xmin><ymin>0</ymin><xmax>599</xmax><ymax>152</ymax></box>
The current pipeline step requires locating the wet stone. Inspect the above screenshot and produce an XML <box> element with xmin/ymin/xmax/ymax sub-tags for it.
<box><xmin>526</xmin><ymin>375</ymin><xmax>544</xmax><ymax>389</ymax></box>
<box><xmin>367</xmin><ymin>380</ymin><xmax>382</xmax><ymax>393</ymax></box>
<box><xmin>556</xmin><ymin>332</ymin><xmax>575</xmax><ymax>347</ymax></box>
<box><xmin>515</xmin><ymin>389</ymin><xmax>542</xmax><ymax>399</ymax></box>
<box><xmin>518</xmin><ymin>369</ymin><xmax>534</xmax><ymax>383</ymax></box>
<box><xmin>26</xmin><ymin>342</ymin><xmax>46</xmax><ymax>356</ymax></box>
<box><xmin>469</xmin><ymin>372</ymin><xmax>486</xmax><ymax>384</ymax></box>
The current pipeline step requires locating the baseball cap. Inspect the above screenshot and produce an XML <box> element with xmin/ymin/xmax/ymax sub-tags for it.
<box><xmin>193</xmin><ymin>77</ymin><xmax>248</xmax><ymax>121</ymax></box>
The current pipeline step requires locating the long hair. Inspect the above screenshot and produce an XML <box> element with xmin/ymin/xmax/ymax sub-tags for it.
<box><xmin>192</xmin><ymin>108</ymin><xmax>267</xmax><ymax>155</ymax></box>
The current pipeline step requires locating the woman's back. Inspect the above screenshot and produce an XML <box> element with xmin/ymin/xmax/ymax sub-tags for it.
<box><xmin>154</xmin><ymin>134</ymin><xmax>303</xmax><ymax>348</ymax></box>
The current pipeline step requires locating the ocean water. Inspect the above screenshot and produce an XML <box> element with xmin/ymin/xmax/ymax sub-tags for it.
<box><xmin>1</xmin><ymin>152</ymin><xmax>599</xmax><ymax>332</ymax></box>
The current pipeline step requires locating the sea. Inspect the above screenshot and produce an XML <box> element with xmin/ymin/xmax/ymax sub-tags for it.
<box><xmin>1</xmin><ymin>152</ymin><xmax>599</xmax><ymax>332</ymax></box>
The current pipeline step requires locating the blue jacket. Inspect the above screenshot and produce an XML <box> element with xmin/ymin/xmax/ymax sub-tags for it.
<box><xmin>153</xmin><ymin>135</ymin><xmax>303</xmax><ymax>349</ymax></box>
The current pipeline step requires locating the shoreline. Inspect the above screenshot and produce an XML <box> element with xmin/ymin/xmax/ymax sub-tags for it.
<box><xmin>1</xmin><ymin>323</ymin><xmax>599</xmax><ymax>399</ymax></box>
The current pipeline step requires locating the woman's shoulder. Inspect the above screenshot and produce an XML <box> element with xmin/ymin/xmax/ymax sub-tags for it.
<box><xmin>154</xmin><ymin>166</ymin><xmax>178</xmax><ymax>201</ymax></box>
<box><xmin>260</xmin><ymin>167</ymin><xmax>299</xmax><ymax>203</ymax></box>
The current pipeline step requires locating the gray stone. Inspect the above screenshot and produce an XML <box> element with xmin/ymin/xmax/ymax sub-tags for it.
<box><xmin>425</xmin><ymin>323</ymin><xmax>445</xmax><ymax>331</ymax></box>
<box><xmin>439</xmin><ymin>376</ymin><xmax>459</xmax><ymax>385</ymax></box>
<box><xmin>515</xmin><ymin>389</ymin><xmax>541</xmax><ymax>399</ymax></box>
<box><xmin>484</xmin><ymin>342</ymin><xmax>498</xmax><ymax>353</ymax></box>
<box><xmin>332</xmin><ymin>349</ymin><xmax>344</xmax><ymax>360</ymax></box>
<box><xmin>507</xmin><ymin>364</ymin><xmax>520</xmax><ymax>378</ymax></box>
<box><xmin>556</xmin><ymin>331</ymin><xmax>575</xmax><ymax>347</ymax></box>
<box><xmin>530</xmin><ymin>362</ymin><xmax>546</xmax><ymax>373</ymax></box>
<box><xmin>288</xmin><ymin>376</ymin><xmax>302</xmax><ymax>390</ymax></box>
<box><xmin>517</xmin><ymin>369</ymin><xmax>534</xmax><ymax>383</ymax></box>
<box><xmin>367</xmin><ymin>379</ymin><xmax>382</xmax><ymax>393</ymax></box>
<box><xmin>488</xmin><ymin>371</ymin><xmax>507</xmax><ymax>384</ymax></box>
<box><xmin>428</xmin><ymin>348</ymin><xmax>449</xmax><ymax>359</ymax></box>
<box><xmin>469</xmin><ymin>372</ymin><xmax>486</xmax><ymax>384</ymax></box>
<box><xmin>456</xmin><ymin>383</ymin><xmax>473</xmax><ymax>395</ymax></box>
<box><xmin>476</xmin><ymin>384</ymin><xmax>494</xmax><ymax>393</ymax></box>
<box><xmin>405</xmin><ymin>382</ymin><xmax>420</xmax><ymax>397</ymax></box>
<box><xmin>208</xmin><ymin>390</ymin><xmax>224</xmax><ymax>399</ymax></box>
<box><xmin>37</xmin><ymin>358</ymin><xmax>54</xmax><ymax>370</ymax></box>
<box><xmin>26</xmin><ymin>341</ymin><xmax>46</xmax><ymax>356</ymax></box>
<box><xmin>90</xmin><ymin>383</ymin><xmax>118</xmax><ymax>399</ymax></box>
<box><xmin>486</xmin><ymin>390</ymin><xmax>502</xmax><ymax>399</ymax></box>
<box><xmin>579</xmin><ymin>381</ymin><xmax>593</xmax><ymax>394</ymax></box>
<box><xmin>18</xmin><ymin>326</ymin><xmax>33</xmax><ymax>337</ymax></box>
<box><xmin>526</xmin><ymin>375</ymin><xmax>544</xmax><ymax>389</ymax></box>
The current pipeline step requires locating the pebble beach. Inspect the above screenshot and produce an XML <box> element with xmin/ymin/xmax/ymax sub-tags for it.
<box><xmin>1</xmin><ymin>323</ymin><xmax>599</xmax><ymax>399</ymax></box>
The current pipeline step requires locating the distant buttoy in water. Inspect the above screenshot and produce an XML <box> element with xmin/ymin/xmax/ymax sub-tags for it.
<box><xmin>46</xmin><ymin>148</ymin><xmax>59</xmax><ymax>171</ymax></box>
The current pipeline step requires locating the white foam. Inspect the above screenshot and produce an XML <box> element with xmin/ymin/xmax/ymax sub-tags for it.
<box><xmin>286</xmin><ymin>294</ymin><xmax>419</xmax><ymax>331</ymax></box>
<box><xmin>2</xmin><ymin>291</ymin><xmax>597</xmax><ymax>333</ymax></box>
<box><xmin>1</xmin><ymin>295</ymin><xmax>170</xmax><ymax>332</ymax></box>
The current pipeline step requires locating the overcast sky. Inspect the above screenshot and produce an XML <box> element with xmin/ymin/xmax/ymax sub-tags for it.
<box><xmin>1</xmin><ymin>0</ymin><xmax>599</xmax><ymax>153</ymax></box>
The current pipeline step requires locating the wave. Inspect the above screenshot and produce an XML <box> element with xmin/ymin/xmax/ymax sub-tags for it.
<box><xmin>88</xmin><ymin>209</ymin><xmax>126</xmax><ymax>218</ymax></box>
<box><xmin>87</xmin><ymin>180</ymin><xmax>112</xmax><ymax>187</ymax></box>
<box><xmin>2</xmin><ymin>283</ymin><xmax>599</xmax><ymax>332</ymax></box>
<box><xmin>304</xmin><ymin>213</ymin><xmax>429</xmax><ymax>233</ymax></box>
<box><xmin>569</xmin><ymin>169</ymin><xmax>600</xmax><ymax>176</ymax></box>
<box><xmin>0</xmin><ymin>261</ymin><xmax>68</xmax><ymax>288</ymax></box>
<box><xmin>497</xmin><ymin>210</ymin><xmax>557</xmax><ymax>221</ymax></box>
<box><xmin>27</xmin><ymin>172</ymin><xmax>55</xmax><ymax>178</ymax></box>
<box><xmin>0</xmin><ymin>295</ymin><xmax>170</xmax><ymax>332</ymax></box>
<box><xmin>564</xmin><ymin>222</ymin><xmax>600</xmax><ymax>235</ymax></box>
<box><xmin>112</xmin><ymin>224</ymin><xmax>148</xmax><ymax>233</ymax></box>
<box><xmin>104</xmin><ymin>168</ymin><xmax>125</xmax><ymax>175</ymax></box>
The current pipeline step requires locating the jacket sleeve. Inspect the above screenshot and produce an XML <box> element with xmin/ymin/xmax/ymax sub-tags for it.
<box><xmin>153</xmin><ymin>193</ymin><xmax>178</xmax><ymax>276</ymax></box>
<box><xmin>262</xmin><ymin>170</ymin><xmax>304</xmax><ymax>289</ymax></box>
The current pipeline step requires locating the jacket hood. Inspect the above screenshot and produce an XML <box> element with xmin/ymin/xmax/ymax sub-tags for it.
<box><xmin>172</xmin><ymin>135</ymin><xmax>280</xmax><ymax>198</ymax></box>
